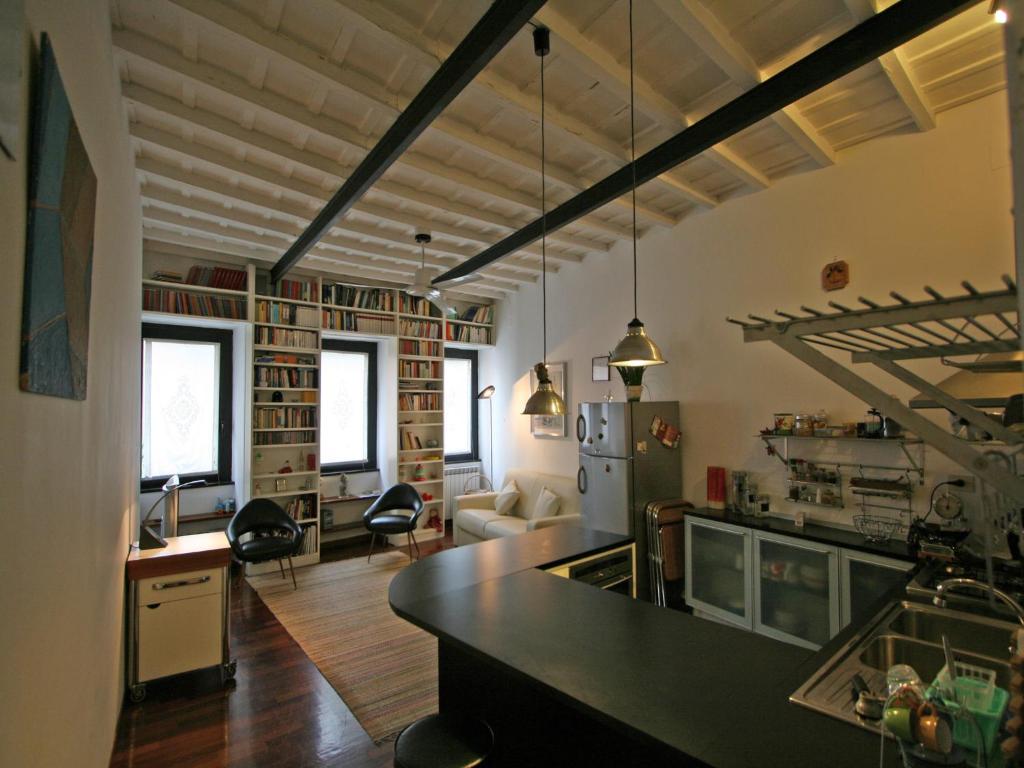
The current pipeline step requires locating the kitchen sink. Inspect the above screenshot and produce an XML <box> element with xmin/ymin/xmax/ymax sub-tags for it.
<box><xmin>790</xmin><ymin>600</ymin><xmax>1015</xmax><ymax>732</ymax></box>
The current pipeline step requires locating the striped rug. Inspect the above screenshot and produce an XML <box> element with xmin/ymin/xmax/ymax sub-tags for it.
<box><xmin>248</xmin><ymin>551</ymin><xmax>437</xmax><ymax>743</ymax></box>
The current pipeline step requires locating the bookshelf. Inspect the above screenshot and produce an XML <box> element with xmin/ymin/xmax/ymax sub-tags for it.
<box><xmin>248</xmin><ymin>275</ymin><xmax>322</xmax><ymax>573</ymax></box>
<box><xmin>141</xmin><ymin>254</ymin><xmax>250</xmax><ymax>321</ymax></box>
<box><xmin>396</xmin><ymin>295</ymin><xmax>446</xmax><ymax>541</ymax></box>
<box><xmin>444</xmin><ymin>300</ymin><xmax>496</xmax><ymax>345</ymax></box>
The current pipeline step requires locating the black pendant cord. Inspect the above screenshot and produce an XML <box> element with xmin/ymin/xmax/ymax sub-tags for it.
<box><xmin>629</xmin><ymin>0</ymin><xmax>638</xmax><ymax>321</ymax></box>
<box><xmin>540</xmin><ymin>47</ymin><xmax>548</xmax><ymax>365</ymax></box>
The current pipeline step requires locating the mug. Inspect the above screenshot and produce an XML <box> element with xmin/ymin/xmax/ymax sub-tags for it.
<box><xmin>915</xmin><ymin>702</ymin><xmax>952</xmax><ymax>754</ymax></box>
<box><xmin>883</xmin><ymin>705</ymin><xmax>914</xmax><ymax>742</ymax></box>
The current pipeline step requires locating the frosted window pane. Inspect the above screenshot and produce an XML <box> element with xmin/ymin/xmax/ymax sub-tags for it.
<box><xmin>444</xmin><ymin>358</ymin><xmax>472</xmax><ymax>456</ymax></box>
<box><xmin>142</xmin><ymin>340</ymin><xmax>219</xmax><ymax>479</ymax></box>
<box><xmin>322</xmin><ymin>351</ymin><xmax>369</xmax><ymax>465</ymax></box>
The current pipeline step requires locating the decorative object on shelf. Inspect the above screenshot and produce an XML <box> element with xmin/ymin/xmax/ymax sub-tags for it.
<box><xmin>707</xmin><ymin>466</ymin><xmax>726</xmax><ymax>510</ymax></box>
<box><xmin>773</xmin><ymin>413</ymin><xmax>795</xmax><ymax>435</ymax></box>
<box><xmin>278</xmin><ymin>460</ymin><xmax>293</xmax><ymax>474</ymax></box>
<box><xmin>306</xmin><ymin>452</ymin><xmax>316</xmax><ymax>471</ymax></box>
<box><xmin>272</xmin><ymin>390</ymin><xmax>284</xmax><ymax>402</ymax></box>
<box><xmin>275</xmin><ymin>478</ymin><xmax>287</xmax><ymax>492</ymax></box>
<box><xmin>20</xmin><ymin>34</ymin><xmax>97</xmax><ymax>400</ymax></box>
<box><xmin>592</xmin><ymin>356</ymin><xmax>610</xmax><ymax>382</ymax></box>
<box><xmin>413</xmin><ymin>463</ymin><xmax>425</xmax><ymax>482</ymax></box>
<box><xmin>338</xmin><ymin>473</ymin><xmax>348</xmax><ymax>497</ymax></box>
<box><xmin>426</xmin><ymin>508</ymin><xmax>443</xmax><ymax>533</ymax></box>
<box><xmin>609</xmin><ymin>1</ymin><xmax>666</xmax><ymax>371</ymax></box>
<box><xmin>522</xmin><ymin>27</ymin><xmax>566</xmax><ymax>421</ymax></box>
<box><xmin>425</xmin><ymin>437</ymin><xmax>439</xmax><ymax>448</ymax></box>
<box><xmin>529</xmin><ymin>361</ymin><xmax>568</xmax><ymax>438</ymax></box>
<box><xmin>820</xmin><ymin>260</ymin><xmax>850</xmax><ymax>292</ymax></box>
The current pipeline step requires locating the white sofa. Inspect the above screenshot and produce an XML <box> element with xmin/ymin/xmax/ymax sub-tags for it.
<box><xmin>454</xmin><ymin>468</ymin><xmax>582</xmax><ymax>545</ymax></box>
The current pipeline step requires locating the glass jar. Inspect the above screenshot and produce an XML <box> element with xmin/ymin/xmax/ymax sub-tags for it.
<box><xmin>794</xmin><ymin>413</ymin><xmax>814</xmax><ymax>437</ymax></box>
<box><xmin>812</xmin><ymin>409</ymin><xmax>828</xmax><ymax>434</ymax></box>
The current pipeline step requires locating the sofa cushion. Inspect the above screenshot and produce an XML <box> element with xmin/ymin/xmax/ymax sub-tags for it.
<box><xmin>529</xmin><ymin>486</ymin><xmax>561</xmax><ymax>520</ymax></box>
<box><xmin>457</xmin><ymin>508</ymin><xmax>503</xmax><ymax>539</ymax></box>
<box><xmin>494</xmin><ymin>480</ymin><xmax>520</xmax><ymax>516</ymax></box>
<box><xmin>483</xmin><ymin>516</ymin><xmax>528</xmax><ymax>538</ymax></box>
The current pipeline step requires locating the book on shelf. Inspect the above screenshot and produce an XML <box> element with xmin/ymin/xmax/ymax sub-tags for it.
<box><xmin>255</xmin><ymin>326</ymin><xmax>319</xmax><ymax>349</ymax></box>
<box><xmin>399</xmin><ymin>319</ymin><xmax>441</xmax><ymax>339</ymax></box>
<box><xmin>275</xmin><ymin>278</ymin><xmax>316</xmax><ymax>302</ymax></box>
<box><xmin>322</xmin><ymin>284</ymin><xmax>395</xmax><ymax>312</ymax></box>
<box><xmin>283</xmin><ymin>495</ymin><xmax>317</xmax><ymax>522</ymax></box>
<box><xmin>256</xmin><ymin>300</ymin><xmax>319</xmax><ymax>327</ymax></box>
<box><xmin>297</xmin><ymin>523</ymin><xmax>318</xmax><ymax>555</ymax></box>
<box><xmin>399</xmin><ymin>295</ymin><xmax>442</xmax><ymax>317</ymax></box>
<box><xmin>444</xmin><ymin>324</ymin><xmax>491</xmax><ymax>344</ymax></box>
<box><xmin>399</xmin><ymin>393</ymin><xmax>441</xmax><ymax>411</ymax></box>
<box><xmin>184</xmin><ymin>265</ymin><xmax>247</xmax><ymax>290</ymax></box>
<box><xmin>451</xmin><ymin>305</ymin><xmax>493</xmax><ymax>324</ymax></box>
<box><xmin>143</xmin><ymin>287</ymin><xmax>246</xmax><ymax>319</ymax></box>
<box><xmin>254</xmin><ymin>407</ymin><xmax>317</xmax><ymax>429</ymax></box>
<box><xmin>254</xmin><ymin>366</ymin><xmax>318</xmax><ymax>388</ymax></box>
<box><xmin>254</xmin><ymin>430</ymin><xmax>317</xmax><ymax>446</ymax></box>
<box><xmin>399</xmin><ymin>360</ymin><xmax>441</xmax><ymax>378</ymax></box>
<box><xmin>399</xmin><ymin>339</ymin><xmax>441</xmax><ymax>356</ymax></box>
<box><xmin>323</xmin><ymin>309</ymin><xmax>396</xmax><ymax>335</ymax></box>
<box><xmin>151</xmin><ymin>270</ymin><xmax>184</xmax><ymax>283</ymax></box>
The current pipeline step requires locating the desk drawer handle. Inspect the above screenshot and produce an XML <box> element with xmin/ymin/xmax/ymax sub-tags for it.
<box><xmin>152</xmin><ymin>575</ymin><xmax>211</xmax><ymax>591</ymax></box>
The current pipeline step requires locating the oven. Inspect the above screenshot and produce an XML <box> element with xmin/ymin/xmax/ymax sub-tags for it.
<box><xmin>546</xmin><ymin>543</ymin><xmax>636</xmax><ymax>598</ymax></box>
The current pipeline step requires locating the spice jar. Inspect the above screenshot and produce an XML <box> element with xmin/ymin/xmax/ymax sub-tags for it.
<box><xmin>813</xmin><ymin>409</ymin><xmax>828</xmax><ymax>434</ymax></box>
<box><xmin>794</xmin><ymin>413</ymin><xmax>814</xmax><ymax>437</ymax></box>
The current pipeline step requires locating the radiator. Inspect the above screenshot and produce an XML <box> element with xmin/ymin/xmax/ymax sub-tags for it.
<box><xmin>443</xmin><ymin>463</ymin><xmax>482</xmax><ymax>516</ymax></box>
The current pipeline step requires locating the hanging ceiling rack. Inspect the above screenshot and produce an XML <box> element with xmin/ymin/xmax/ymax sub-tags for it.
<box><xmin>727</xmin><ymin>275</ymin><xmax>1024</xmax><ymax>504</ymax></box>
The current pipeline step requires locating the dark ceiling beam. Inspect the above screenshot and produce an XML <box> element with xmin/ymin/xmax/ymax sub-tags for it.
<box><xmin>434</xmin><ymin>0</ymin><xmax>980</xmax><ymax>285</ymax></box>
<box><xmin>271</xmin><ymin>0</ymin><xmax>547</xmax><ymax>283</ymax></box>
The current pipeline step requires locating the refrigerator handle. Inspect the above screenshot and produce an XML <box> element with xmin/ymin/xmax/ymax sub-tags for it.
<box><xmin>577</xmin><ymin>465</ymin><xmax>587</xmax><ymax>494</ymax></box>
<box><xmin>576</xmin><ymin>414</ymin><xmax>587</xmax><ymax>443</ymax></box>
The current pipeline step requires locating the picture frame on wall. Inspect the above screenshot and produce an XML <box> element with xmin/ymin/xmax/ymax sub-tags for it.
<box><xmin>530</xmin><ymin>361</ymin><xmax>568</xmax><ymax>439</ymax></box>
<box><xmin>592</xmin><ymin>355</ymin><xmax>610</xmax><ymax>382</ymax></box>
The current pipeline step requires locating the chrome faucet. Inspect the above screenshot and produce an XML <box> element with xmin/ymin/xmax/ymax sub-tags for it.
<box><xmin>933</xmin><ymin>578</ymin><xmax>1024</xmax><ymax>626</ymax></box>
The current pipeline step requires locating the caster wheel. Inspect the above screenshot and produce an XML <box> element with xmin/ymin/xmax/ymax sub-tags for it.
<box><xmin>221</xmin><ymin>660</ymin><xmax>237</xmax><ymax>684</ymax></box>
<box><xmin>129</xmin><ymin>684</ymin><xmax>146</xmax><ymax>703</ymax></box>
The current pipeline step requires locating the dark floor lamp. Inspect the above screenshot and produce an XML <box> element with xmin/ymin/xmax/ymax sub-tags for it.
<box><xmin>473</xmin><ymin>385</ymin><xmax>496</xmax><ymax>492</ymax></box>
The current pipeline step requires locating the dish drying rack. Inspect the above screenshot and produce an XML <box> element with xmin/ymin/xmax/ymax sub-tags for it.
<box><xmin>728</xmin><ymin>277</ymin><xmax>1024</xmax><ymax>514</ymax></box>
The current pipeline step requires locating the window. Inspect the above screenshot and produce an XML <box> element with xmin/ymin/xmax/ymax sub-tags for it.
<box><xmin>141</xmin><ymin>324</ymin><xmax>233</xmax><ymax>490</ymax></box>
<box><xmin>444</xmin><ymin>349</ymin><xmax>478</xmax><ymax>463</ymax></box>
<box><xmin>321</xmin><ymin>339</ymin><xmax>378</xmax><ymax>473</ymax></box>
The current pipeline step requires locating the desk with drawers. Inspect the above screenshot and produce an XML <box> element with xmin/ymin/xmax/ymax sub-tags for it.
<box><xmin>125</xmin><ymin>532</ymin><xmax>235</xmax><ymax>702</ymax></box>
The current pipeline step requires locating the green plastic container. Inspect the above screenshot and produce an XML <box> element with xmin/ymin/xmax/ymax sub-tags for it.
<box><xmin>930</xmin><ymin>667</ymin><xmax>1009</xmax><ymax>758</ymax></box>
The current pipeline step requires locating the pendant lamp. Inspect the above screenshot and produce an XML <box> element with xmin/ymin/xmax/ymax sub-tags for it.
<box><xmin>609</xmin><ymin>0</ymin><xmax>665</xmax><ymax>369</ymax></box>
<box><xmin>523</xmin><ymin>26</ymin><xmax>566</xmax><ymax>417</ymax></box>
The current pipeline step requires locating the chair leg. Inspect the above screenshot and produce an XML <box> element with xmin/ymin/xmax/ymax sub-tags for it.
<box><xmin>367</xmin><ymin>532</ymin><xmax>377</xmax><ymax>563</ymax></box>
<box><xmin>287</xmin><ymin>556</ymin><xmax>297</xmax><ymax>590</ymax></box>
<box><xmin>278</xmin><ymin>558</ymin><xmax>286</xmax><ymax>580</ymax></box>
<box><xmin>408</xmin><ymin>529</ymin><xmax>420</xmax><ymax>561</ymax></box>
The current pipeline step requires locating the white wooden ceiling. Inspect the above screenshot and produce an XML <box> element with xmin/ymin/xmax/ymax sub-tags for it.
<box><xmin>110</xmin><ymin>0</ymin><xmax>1006</xmax><ymax>300</ymax></box>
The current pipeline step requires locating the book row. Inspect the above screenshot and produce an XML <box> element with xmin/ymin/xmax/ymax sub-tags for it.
<box><xmin>143</xmin><ymin>288</ymin><xmax>246</xmax><ymax>319</ymax></box>
<box><xmin>323</xmin><ymin>310</ymin><xmax>395</xmax><ymax>335</ymax></box>
<box><xmin>254</xmin><ymin>407</ymin><xmax>317</xmax><ymax>429</ymax></box>
<box><xmin>399</xmin><ymin>360</ymin><xmax>441</xmax><ymax>378</ymax></box>
<box><xmin>399</xmin><ymin>320</ymin><xmax>442</xmax><ymax>339</ymax></box>
<box><xmin>185</xmin><ymin>265</ymin><xmax>247</xmax><ymax>290</ymax></box>
<box><xmin>283</xmin><ymin>495</ymin><xmax>317</xmax><ymax>522</ymax></box>
<box><xmin>321</xmin><ymin>284</ymin><xmax>395</xmax><ymax>311</ymax></box>
<box><xmin>256</xmin><ymin>301</ymin><xmax>319</xmax><ymax>328</ymax></box>
<box><xmin>399</xmin><ymin>296</ymin><xmax>442</xmax><ymax>317</ymax></box>
<box><xmin>255</xmin><ymin>326</ymin><xmax>319</xmax><ymax>349</ymax></box>
<box><xmin>271</xmin><ymin>278</ymin><xmax>317</xmax><ymax>302</ymax></box>
<box><xmin>453</xmin><ymin>305</ymin><xmax>494</xmax><ymax>324</ymax></box>
<box><xmin>445</xmin><ymin>324</ymin><xmax>492</xmax><ymax>344</ymax></box>
<box><xmin>399</xmin><ymin>339</ymin><xmax>442</xmax><ymax>357</ymax></box>
<box><xmin>399</xmin><ymin>393</ymin><xmax>441</xmax><ymax>411</ymax></box>
<box><xmin>297</xmin><ymin>523</ymin><xmax>318</xmax><ymax>555</ymax></box>
<box><xmin>254</xmin><ymin>366</ymin><xmax>318</xmax><ymax>389</ymax></box>
<box><xmin>401</xmin><ymin>432</ymin><xmax>441</xmax><ymax>450</ymax></box>
<box><xmin>254</xmin><ymin>430</ymin><xmax>317</xmax><ymax>446</ymax></box>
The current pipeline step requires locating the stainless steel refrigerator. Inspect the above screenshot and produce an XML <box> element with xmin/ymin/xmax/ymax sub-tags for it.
<box><xmin>576</xmin><ymin>401</ymin><xmax>682</xmax><ymax>599</ymax></box>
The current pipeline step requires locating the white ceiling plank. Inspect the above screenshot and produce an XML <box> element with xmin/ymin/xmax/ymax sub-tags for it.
<box><xmin>843</xmin><ymin>0</ymin><xmax>935</xmax><ymax>130</ymax></box>
<box><xmin>113</xmin><ymin>29</ymin><xmax>621</xmax><ymax>247</ymax></box>
<box><xmin>123</xmin><ymin>86</ymin><xmax>592</xmax><ymax>259</ymax></box>
<box><xmin>162</xmin><ymin>0</ymin><xmax>669</xmax><ymax>230</ymax></box>
<box><xmin>535</xmin><ymin>4</ymin><xmax>770</xmax><ymax>190</ymax></box>
<box><xmin>327</xmin><ymin>0</ymin><xmax>715</xmax><ymax>208</ymax></box>
<box><xmin>651</xmin><ymin>0</ymin><xmax>835</xmax><ymax>166</ymax></box>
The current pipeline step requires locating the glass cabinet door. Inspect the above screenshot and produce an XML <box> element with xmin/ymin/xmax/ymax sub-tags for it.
<box><xmin>841</xmin><ymin>551</ymin><xmax>912</xmax><ymax>628</ymax></box>
<box><xmin>685</xmin><ymin>519</ymin><xmax>752</xmax><ymax>629</ymax></box>
<box><xmin>753</xmin><ymin>532</ymin><xmax>839</xmax><ymax>650</ymax></box>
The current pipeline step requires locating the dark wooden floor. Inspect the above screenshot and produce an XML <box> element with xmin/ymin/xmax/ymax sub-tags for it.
<box><xmin>110</xmin><ymin>527</ymin><xmax>455</xmax><ymax>768</ymax></box>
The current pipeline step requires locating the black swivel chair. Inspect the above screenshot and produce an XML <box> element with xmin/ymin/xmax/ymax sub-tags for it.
<box><xmin>363</xmin><ymin>483</ymin><xmax>424</xmax><ymax>563</ymax></box>
<box><xmin>226</xmin><ymin>498</ymin><xmax>305</xmax><ymax>589</ymax></box>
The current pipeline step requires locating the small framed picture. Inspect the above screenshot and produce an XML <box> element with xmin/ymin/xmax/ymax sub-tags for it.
<box><xmin>592</xmin><ymin>355</ymin><xmax>610</xmax><ymax>382</ymax></box>
<box><xmin>275</xmin><ymin>478</ymin><xmax>287</xmax><ymax>492</ymax></box>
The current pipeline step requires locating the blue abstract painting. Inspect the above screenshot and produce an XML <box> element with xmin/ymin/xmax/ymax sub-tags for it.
<box><xmin>20</xmin><ymin>33</ymin><xmax>96</xmax><ymax>400</ymax></box>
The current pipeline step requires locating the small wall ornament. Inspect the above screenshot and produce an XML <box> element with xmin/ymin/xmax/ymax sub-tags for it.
<box><xmin>821</xmin><ymin>260</ymin><xmax>850</xmax><ymax>292</ymax></box>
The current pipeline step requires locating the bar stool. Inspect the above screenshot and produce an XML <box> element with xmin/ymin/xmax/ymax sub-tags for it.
<box><xmin>394</xmin><ymin>713</ymin><xmax>494</xmax><ymax>768</ymax></box>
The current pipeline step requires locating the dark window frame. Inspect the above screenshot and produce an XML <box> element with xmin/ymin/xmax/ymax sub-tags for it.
<box><xmin>140</xmin><ymin>323</ymin><xmax>234</xmax><ymax>492</ymax></box>
<box><xmin>321</xmin><ymin>339</ymin><xmax>379</xmax><ymax>474</ymax></box>
<box><xmin>444</xmin><ymin>348</ymin><xmax>479</xmax><ymax>463</ymax></box>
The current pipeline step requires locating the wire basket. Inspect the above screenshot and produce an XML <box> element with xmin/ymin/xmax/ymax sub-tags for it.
<box><xmin>853</xmin><ymin>514</ymin><xmax>900</xmax><ymax>542</ymax></box>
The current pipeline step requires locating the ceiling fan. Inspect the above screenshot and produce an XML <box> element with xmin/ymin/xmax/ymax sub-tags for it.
<box><xmin>404</xmin><ymin>233</ymin><xmax>482</xmax><ymax>314</ymax></box>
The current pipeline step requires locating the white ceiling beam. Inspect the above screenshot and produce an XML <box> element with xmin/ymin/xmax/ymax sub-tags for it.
<box><xmin>142</xmin><ymin>207</ymin><xmax>516</xmax><ymax>295</ymax></box>
<box><xmin>140</xmin><ymin>183</ymin><xmax>533</xmax><ymax>287</ymax></box>
<box><xmin>159</xmin><ymin>1</ymin><xmax>673</xmax><ymax>230</ymax></box>
<box><xmin>142</xmin><ymin>230</ymin><xmax>510</xmax><ymax>301</ymax></box>
<box><xmin>113</xmin><ymin>29</ymin><xmax>621</xmax><ymax>246</ymax></box>
<box><xmin>535</xmin><ymin>4</ymin><xmax>770</xmax><ymax>190</ymax></box>
<box><xmin>842</xmin><ymin>0</ymin><xmax>935</xmax><ymax>130</ymax></box>
<box><xmin>135</xmin><ymin>155</ymin><xmax>558</xmax><ymax>272</ymax></box>
<box><xmin>651</xmin><ymin>0</ymin><xmax>835</xmax><ymax>166</ymax></box>
<box><xmin>328</xmin><ymin>0</ymin><xmax>715</xmax><ymax>209</ymax></box>
<box><xmin>128</xmin><ymin>113</ymin><xmax>592</xmax><ymax>261</ymax></box>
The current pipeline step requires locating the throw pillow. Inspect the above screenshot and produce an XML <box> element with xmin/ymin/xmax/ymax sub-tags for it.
<box><xmin>494</xmin><ymin>480</ymin><xmax>520</xmax><ymax>516</ymax></box>
<box><xmin>531</xmin><ymin>486</ymin><xmax>561</xmax><ymax>520</ymax></box>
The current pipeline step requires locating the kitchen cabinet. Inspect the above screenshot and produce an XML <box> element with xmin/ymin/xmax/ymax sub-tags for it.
<box><xmin>840</xmin><ymin>549</ymin><xmax>914</xmax><ymax>628</ymax></box>
<box><xmin>753</xmin><ymin>531</ymin><xmax>840</xmax><ymax>650</ymax></box>
<box><xmin>685</xmin><ymin>516</ymin><xmax>913</xmax><ymax>649</ymax></box>
<box><xmin>684</xmin><ymin>517</ymin><xmax>753</xmax><ymax>629</ymax></box>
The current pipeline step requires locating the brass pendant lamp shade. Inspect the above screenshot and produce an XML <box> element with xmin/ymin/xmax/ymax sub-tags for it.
<box><xmin>523</xmin><ymin>27</ymin><xmax>566</xmax><ymax>417</ymax></box>
<box><xmin>610</xmin><ymin>0</ymin><xmax>666</xmax><ymax>370</ymax></box>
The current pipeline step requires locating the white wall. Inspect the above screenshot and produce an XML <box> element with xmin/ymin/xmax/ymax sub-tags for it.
<box><xmin>0</xmin><ymin>2</ymin><xmax>141</xmax><ymax>766</ymax></box>
<box><xmin>490</xmin><ymin>91</ymin><xmax>1014</xmax><ymax>525</ymax></box>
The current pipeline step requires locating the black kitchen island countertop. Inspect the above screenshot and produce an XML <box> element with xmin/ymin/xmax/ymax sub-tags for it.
<box><xmin>390</xmin><ymin>525</ymin><xmax>898</xmax><ymax>767</ymax></box>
